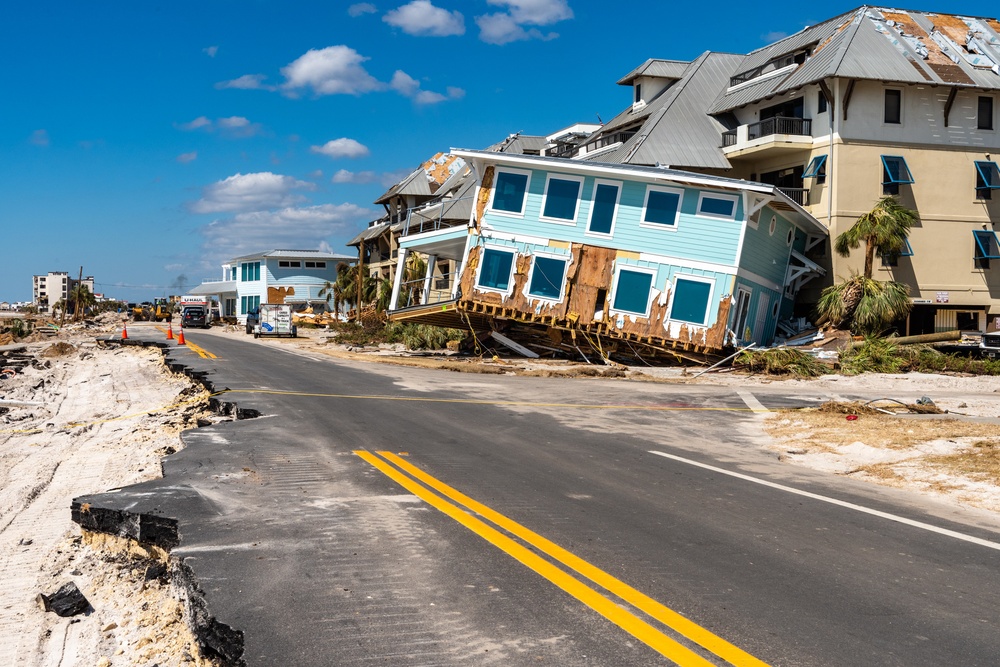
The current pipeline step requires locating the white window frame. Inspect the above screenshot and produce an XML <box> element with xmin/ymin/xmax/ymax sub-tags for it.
<box><xmin>639</xmin><ymin>185</ymin><xmax>684</xmax><ymax>231</ymax></box>
<box><xmin>585</xmin><ymin>179</ymin><xmax>622</xmax><ymax>238</ymax></box>
<box><xmin>769</xmin><ymin>214</ymin><xmax>778</xmax><ymax>236</ymax></box>
<box><xmin>524</xmin><ymin>252</ymin><xmax>570</xmax><ymax>303</ymax></box>
<box><xmin>488</xmin><ymin>168</ymin><xmax>532</xmax><ymax>218</ymax></box>
<box><xmin>696</xmin><ymin>192</ymin><xmax>740</xmax><ymax>221</ymax></box>
<box><xmin>667</xmin><ymin>274</ymin><xmax>715</xmax><ymax>327</ymax></box>
<box><xmin>278</xmin><ymin>260</ymin><xmax>302</xmax><ymax>268</ymax></box>
<box><xmin>475</xmin><ymin>245</ymin><xmax>518</xmax><ymax>296</ymax></box>
<box><xmin>538</xmin><ymin>173</ymin><xmax>584</xmax><ymax>225</ymax></box>
<box><xmin>608</xmin><ymin>264</ymin><xmax>657</xmax><ymax>318</ymax></box>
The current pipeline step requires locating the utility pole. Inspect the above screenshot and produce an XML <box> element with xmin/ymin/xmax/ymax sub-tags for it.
<box><xmin>356</xmin><ymin>243</ymin><xmax>364</xmax><ymax>320</ymax></box>
<box><xmin>74</xmin><ymin>266</ymin><xmax>83</xmax><ymax>322</ymax></box>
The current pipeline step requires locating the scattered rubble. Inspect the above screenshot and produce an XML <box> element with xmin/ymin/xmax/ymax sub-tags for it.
<box><xmin>37</xmin><ymin>581</ymin><xmax>91</xmax><ymax>617</ymax></box>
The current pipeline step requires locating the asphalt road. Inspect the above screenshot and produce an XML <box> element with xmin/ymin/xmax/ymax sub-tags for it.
<box><xmin>78</xmin><ymin>325</ymin><xmax>1000</xmax><ymax>666</ymax></box>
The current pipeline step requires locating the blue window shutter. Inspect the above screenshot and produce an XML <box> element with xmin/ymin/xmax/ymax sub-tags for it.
<box><xmin>973</xmin><ymin>230</ymin><xmax>1000</xmax><ymax>259</ymax></box>
<box><xmin>543</xmin><ymin>178</ymin><xmax>581</xmax><ymax>220</ymax></box>
<box><xmin>612</xmin><ymin>270</ymin><xmax>653</xmax><ymax>314</ymax></box>
<box><xmin>881</xmin><ymin>155</ymin><xmax>914</xmax><ymax>184</ymax></box>
<box><xmin>589</xmin><ymin>183</ymin><xmax>618</xmax><ymax>234</ymax></box>
<box><xmin>493</xmin><ymin>172</ymin><xmax>528</xmax><ymax>213</ymax></box>
<box><xmin>671</xmin><ymin>278</ymin><xmax>712</xmax><ymax>325</ymax></box>
<box><xmin>644</xmin><ymin>190</ymin><xmax>681</xmax><ymax>226</ymax></box>
<box><xmin>975</xmin><ymin>161</ymin><xmax>1000</xmax><ymax>189</ymax></box>
<box><xmin>528</xmin><ymin>257</ymin><xmax>568</xmax><ymax>299</ymax></box>
<box><xmin>803</xmin><ymin>154</ymin><xmax>827</xmax><ymax>178</ymax></box>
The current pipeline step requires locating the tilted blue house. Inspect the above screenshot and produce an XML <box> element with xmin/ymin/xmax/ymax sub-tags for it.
<box><xmin>387</xmin><ymin>150</ymin><xmax>827</xmax><ymax>356</ymax></box>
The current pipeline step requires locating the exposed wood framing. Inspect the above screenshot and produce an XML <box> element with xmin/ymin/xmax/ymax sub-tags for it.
<box><xmin>474</xmin><ymin>167</ymin><xmax>494</xmax><ymax>233</ymax></box>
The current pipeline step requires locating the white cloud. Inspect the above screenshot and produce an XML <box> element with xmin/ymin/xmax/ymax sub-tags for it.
<box><xmin>310</xmin><ymin>138</ymin><xmax>370</xmax><ymax>159</ymax></box>
<box><xmin>348</xmin><ymin>3</ymin><xmax>377</xmax><ymax>16</ymax></box>
<box><xmin>762</xmin><ymin>31</ymin><xmax>789</xmax><ymax>43</ymax></box>
<box><xmin>216</xmin><ymin>74</ymin><xmax>273</xmax><ymax>90</ymax></box>
<box><xmin>389</xmin><ymin>70</ymin><xmax>420</xmax><ymax>96</ymax></box>
<box><xmin>446</xmin><ymin>86</ymin><xmax>466</xmax><ymax>99</ymax></box>
<box><xmin>383</xmin><ymin>1</ymin><xmax>465</xmax><ymax>36</ymax></box>
<box><xmin>389</xmin><ymin>69</ymin><xmax>460</xmax><ymax>105</ymax></box>
<box><xmin>476</xmin><ymin>13</ymin><xmax>529</xmax><ymax>44</ymax></box>
<box><xmin>190</xmin><ymin>172</ymin><xmax>316</xmax><ymax>214</ymax></box>
<box><xmin>177</xmin><ymin>151</ymin><xmax>198</xmax><ymax>163</ymax></box>
<box><xmin>332</xmin><ymin>168</ymin><xmax>412</xmax><ymax>187</ymax></box>
<box><xmin>414</xmin><ymin>89</ymin><xmax>447</xmax><ymax>104</ymax></box>
<box><xmin>280</xmin><ymin>46</ymin><xmax>384</xmax><ymax>97</ymax></box>
<box><xmin>175</xmin><ymin>116</ymin><xmax>263</xmax><ymax>137</ymax></box>
<box><xmin>164</xmin><ymin>263</ymin><xmax>185</xmax><ymax>271</ymax></box>
<box><xmin>203</xmin><ymin>45</ymin><xmax>219</xmax><ymax>57</ymax></box>
<box><xmin>199</xmin><ymin>203</ymin><xmax>376</xmax><ymax>264</ymax></box>
<box><xmin>178</xmin><ymin>116</ymin><xmax>212</xmax><ymax>131</ymax></box>
<box><xmin>486</xmin><ymin>0</ymin><xmax>572</xmax><ymax>24</ymax></box>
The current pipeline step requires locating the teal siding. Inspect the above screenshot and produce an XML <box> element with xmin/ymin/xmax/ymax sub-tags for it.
<box><xmin>732</xmin><ymin>277</ymin><xmax>783</xmax><ymax>345</ymax></box>
<box><xmin>483</xmin><ymin>168</ymin><xmax>745</xmax><ymax>267</ymax></box>
<box><xmin>738</xmin><ymin>209</ymin><xmax>795</xmax><ymax>286</ymax></box>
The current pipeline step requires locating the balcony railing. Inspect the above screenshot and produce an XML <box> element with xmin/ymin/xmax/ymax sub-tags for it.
<box><xmin>581</xmin><ymin>130</ymin><xmax>637</xmax><ymax>155</ymax></box>
<box><xmin>395</xmin><ymin>271</ymin><xmax>458</xmax><ymax>310</ymax></box>
<box><xmin>777</xmin><ymin>187</ymin><xmax>808</xmax><ymax>206</ymax></box>
<box><xmin>401</xmin><ymin>196</ymin><xmax>475</xmax><ymax>238</ymax></box>
<box><xmin>722</xmin><ymin>116</ymin><xmax>812</xmax><ymax>147</ymax></box>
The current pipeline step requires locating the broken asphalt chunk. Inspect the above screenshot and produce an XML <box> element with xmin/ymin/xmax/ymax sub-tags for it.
<box><xmin>37</xmin><ymin>581</ymin><xmax>91</xmax><ymax>617</ymax></box>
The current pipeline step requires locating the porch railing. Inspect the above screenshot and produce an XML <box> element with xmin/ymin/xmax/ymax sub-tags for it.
<box><xmin>722</xmin><ymin>116</ymin><xmax>812</xmax><ymax>147</ymax></box>
<box><xmin>777</xmin><ymin>187</ymin><xmax>808</xmax><ymax>206</ymax></box>
<box><xmin>401</xmin><ymin>196</ymin><xmax>475</xmax><ymax>238</ymax></box>
<box><xmin>395</xmin><ymin>271</ymin><xmax>459</xmax><ymax>309</ymax></box>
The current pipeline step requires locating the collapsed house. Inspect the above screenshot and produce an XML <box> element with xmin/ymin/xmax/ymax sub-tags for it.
<box><xmin>386</xmin><ymin>150</ymin><xmax>827</xmax><ymax>359</ymax></box>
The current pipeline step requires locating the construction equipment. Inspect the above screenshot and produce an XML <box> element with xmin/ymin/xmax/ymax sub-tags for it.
<box><xmin>149</xmin><ymin>298</ymin><xmax>173</xmax><ymax>322</ymax></box>
<box><xmin>131</xmin><ymin>303</ymin><xmax>152</xmax><ymax>321</ymax></box>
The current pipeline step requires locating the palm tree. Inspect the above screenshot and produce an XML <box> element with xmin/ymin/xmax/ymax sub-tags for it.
<box><xmin>817</xmin><ymin>195</ymin><xmax>917</xmax><ymax>335</ymax></box>
<box><xmin>834</xmin><ymin>195</ymin><xmax>918</xmax><ymax>279</ymax></box>
<box><xmin>398</xmin><ymin>253</ymin><xmax>427</xmax><ymax>309</ymax></box>
<box><xmin>318</xmin><ymin>279</ymin><xmax>342</xmax><ymax>320</ymax></box>
<box><xmin>68</xmin><ymin>284</ymin><xmax>97</xmax><ymax>321</ymax></box>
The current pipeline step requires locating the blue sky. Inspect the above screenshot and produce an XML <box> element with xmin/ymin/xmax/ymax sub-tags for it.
<box><xmin>2</xmin><ymin>0</ymin><xmax>995</xmax><ymax>302</ymax></box>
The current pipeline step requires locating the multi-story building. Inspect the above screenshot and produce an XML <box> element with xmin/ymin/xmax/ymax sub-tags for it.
<box><xmin>31</xmin><ymin>272</ymin><xmax>95</xmax><ymax>313</ymax></box>
<box><xmin>575</xmin><ymin>6</ymin><xmax>1000</xmax><ymax>335</ymax></box>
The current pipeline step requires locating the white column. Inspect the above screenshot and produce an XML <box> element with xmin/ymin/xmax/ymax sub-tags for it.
<box><xmin>422</xmin><ymin>254</ymin><xmax>437</xmax><ymax>305</ymax></box>
<box><xmin>389</xmin><ymin>248</ymin><xmax>408</xmax><ymax>311</ymax></box>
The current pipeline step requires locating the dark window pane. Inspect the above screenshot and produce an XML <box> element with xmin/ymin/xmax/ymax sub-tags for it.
<box><xmin>588</xmin><ymin>184</ymin><xmax>618</xmax><ymax>234</ymax></box>
<box><xmin>613</xmin><ymin>270</ymin><xmax>653</xmax><ymax>314</ymax></box>
<box><xmin>542</xmin><ymin>178</ymin><xmax>581</xmax><ymax>220</ymax></box>
<box><xmin>699</xmin><ymin>196</ymin><xmax>736</xmax><ymax>218</ymax></box>
<box><xmin>644</xmin><ymin>190</ymin><xmax>681</xmax><ymax>226</ymax></box>
<box><xmin>979</xmin><ymin>96</ymin><xmax>994</xmax><ymax>130</ymax></box>
<box><xmin>671</xmin><ymin>278</ymin><xmax>712</xmax><ymax>325</ymax></box>
<box><xmin>818</xmin><ymin>91</ymin><xmax>827</xmax><ymax>113</ymax></box>
<box><xmin>885</xmin><ymin>89</ymin><xmax>901</xmax><ymax>124</ymax></box>
<box><xmin>528</xmin><ymin>257</ymin><xmax>567</xmax><ymax>299</ymax></box>
<box><xmin>479</xmin><ymin>249</ymin><xmax>514</xmax><ymax>290</ymax></box>
<box><xmin>493</xmin><ymin>172</ymin><xmax>528</xmax><ymax>213</ymax></box>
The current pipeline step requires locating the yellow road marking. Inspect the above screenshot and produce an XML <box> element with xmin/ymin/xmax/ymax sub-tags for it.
<box><xmin>379</xmin><ymin>451</ymin><xmax>768</xmax><ymax>667</ymax></box>
<box><xmin>153</xmin><ymin>326</ymin><xmax>218</xmax><ymax>359</ymax></box>
<box><xmin>354</xmin><ymin>450</ymin><xmax>719</xmax><ymax>666</ymax></box>
<box><xmin>216</xmin><ymin>388</ymin><xmax>751</xmax><ymax>412</ymax></box>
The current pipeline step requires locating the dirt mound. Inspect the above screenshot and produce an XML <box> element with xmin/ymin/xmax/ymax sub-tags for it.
<box><xmin>41</xmin><ymin>342</ymin><xmax>76</xmax><ymax>357</ymax></box>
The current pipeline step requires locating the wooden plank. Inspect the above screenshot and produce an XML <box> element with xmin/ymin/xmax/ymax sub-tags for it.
<box><xmin>489</xmin><ymin>331</ymin><xmax>540</xmax><ymax>358</ymax></box>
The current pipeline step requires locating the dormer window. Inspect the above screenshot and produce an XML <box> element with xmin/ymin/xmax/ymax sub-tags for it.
<box><xmin>634</xmin><ymin>84</ymin><xmax>642</xmax><ymax>104</ymax></box>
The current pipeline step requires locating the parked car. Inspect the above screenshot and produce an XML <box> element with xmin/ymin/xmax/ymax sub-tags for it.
<box><xmin>245</xmin><ymin>306</ymin><xmax>259</xmax><ymax>334</ymax></box>
<box><xmin>181</xmin><ymin>306</ymin><xmax>209</xmax><ymax>329</ymax></box>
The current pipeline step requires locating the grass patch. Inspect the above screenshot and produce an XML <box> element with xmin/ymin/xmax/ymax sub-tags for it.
<box><xmin>840</xmin><ymin>339</ymin><xmax>1000</xmax><ymax>376</ymax></box>
<box><xmin>924</xmin><ymin>448</ymin><xmax>1000</xmax><ymax>486</ymax></box>
<box><xmin>732</xmin><ymin>348</ymin><xmax>828</xmax><ymax>377</ymax></box>
<box><xmin>325</xmin><ymin>321</ymin><xmax>466</xmax><ymax>350</ymax></box>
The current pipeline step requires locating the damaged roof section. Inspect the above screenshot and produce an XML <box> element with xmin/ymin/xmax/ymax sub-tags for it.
<box><xmin>375</xmin><ymin>152</ymin><xmax>466</xmax><ymax>204</ymax></box>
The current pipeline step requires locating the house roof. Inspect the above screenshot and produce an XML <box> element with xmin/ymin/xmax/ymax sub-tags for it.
<box><xmin>586</xmin><ymin>52</ymin><xmax>743</xmax><ymax>170</ymax></box>
<box><xmin>227</xmin><ymin>249</ymin><xmax>355</xmax><ymax>263</ymax></box>
<box><xmin>485</xmin><ymin>132</ymin><xmax>548</xmax><ymax>155</ymax></box>
<box><xmin>710</xmin><ymin>6</ymin><xmax>1000</xmax><ymax>113</ymax></box>
<box><xmin>189</xmin><ymin>280</ymin><xmax>237</xmax><ymax>296</ymax></box>
<box><xmin>616</xmin><ymin>58</ymin><xmax>691</xmax><ymax>85</ymax></box>
<box><xmin>452</xmin><ymin>148</ymin><xmax>828</xmax><ymax>235</ymax></box>
<box><xmin>347</xmin><ymin>220</ymin><xmax>391</xmax><ymax>246</ymax></box>
<box><xmin>374</xmin><ymin>152</ymin><xmax>466</xmax><ymax>204</ymax></box>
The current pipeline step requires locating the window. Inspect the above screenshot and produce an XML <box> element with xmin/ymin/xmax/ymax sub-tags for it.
<box><xmin>278</xmin><ymin>261</ymin><xmax>301</xmax><ymax>268</ymax></box>
<box><xmin>817</xmin><ymin>90</ymin><xmax>828</xmax><ymax>114</ymax></box>
<box><xmin>477</xmin><ymin>247</ymin><xmax>516</xmax><ymax>292</ymax></box>
<box><xmin>611</xmin><ymin>267</ymin><xmax>655</xmax><ymax>316</ymax></box>
<box><xmin>230</xmin><ymin>267</ymin><xmax>237</xmax><ymax>281</ymax></box>
<box><xmin>803</xmin><ymin>154</ymin><xmax>827</xmax><ymax>185</ymax></box>
<box><xmin>240</xmin><ymin>295</ymin><xmax>260</xmax><ymax>315</ymax></box>
<box><xmin>634</xmin><ymin>84</ymin><xmax>642</xmax><ymax>105</ymax></box>
<box><xmin>884</xmin><ymin>89</ymin><xmax>901</xmax><ymax>124</ymax></box>
<box><xmin>881</xmin><ymin>155</ymin><xmax>914</xmax><ymax>195</ymax></box>
<box><xmin>975</xmin><ymin>161</ymin><xmax>1000</xmax><ymax>200</ymax></box>
<box><xmin>769</xmin><ymin>215</ymin><xmax>777</xmax><ymax>235</ymax></box>
<box><xmin>586</xmin><ymin>181</ymin><xmax>620</xmax><ymax>236</ymax></box>
<box><xmin>786</xmin><ymin>228</ymin><xmax>795</xmax><ymax>246</ymax></box>
<box><xmin>304</xmin><ymin>261</ymin><xmax>326</xmax><ymax>269</ymax></box>
<box><xmin>241</xmin><ymin>261</ymin><xmax>261</xmax><ymax>281</ymax></box>
<box><xmin>697</xmin><ymin>193</ymin><xmax>739</xmax><ymax>220</ymax></box>
<box><xmin>733</xmin><ymin>288</ymin><xmax>752</xmax><ymax>340</ymax></box>
<box><xmin>669</xmin><ymin>277</ymin><xmax>713</xmax><ymax>326</ymax></box>
<box><xmin>978</xmin><ymin>96</ymin><xmax>994</xmax><ymax>131</ymax></box>
<box><xmin>527</xmin><ymin>255</ymin><xmax>569</xmax><ymax>301</ymax></box>
<box><xmin>641</xmin><ymin>186</ymin><xmax>682</xmax><ymax>228</ymax></box>
<box><xmin>880</xmin><ymin>238</ymin><xmax>914</xmax><ymax>267</ymax></box>
<box><xmin>540</xmin><ymin>175</ymin><xmax>583</xmax><ymax>222</ymax></box>
<box><xmin>491</xmin><ymin>170</ymin><xmax>530</xmax><ymax>215</ymax></box>
<box><xmin>973</xmin><ymin>230</ymin><xmax>1000</xmax><ymax>269</ymax></box>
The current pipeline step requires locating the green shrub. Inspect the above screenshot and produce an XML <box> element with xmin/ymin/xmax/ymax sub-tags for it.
<box><xmin>732</xmin><ymin>348</ymin><xmax>828</xmax><ymax>377</ymax></box>
<box><xmin>327</xmin><ymin>322</ymin><xmax>465</xmax><ymax>350</ymax></box>
<box><xmin>840</xmin><ymin>337</ymin><xmax>902</xmax><ymax>374</ymax></box>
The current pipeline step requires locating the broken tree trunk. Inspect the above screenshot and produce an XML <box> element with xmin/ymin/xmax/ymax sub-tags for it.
<box><xmin>890</xmin><ymin>330</ymin><xmax>962</xmax><ymax>345</ymax></box>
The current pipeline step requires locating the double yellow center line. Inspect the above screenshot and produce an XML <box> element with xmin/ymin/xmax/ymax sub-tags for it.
<box><xmin>153</xmin><ymin>327</ymin><xmax>217</xmax><ymax>359</ymax></box>
<box><xmin>355</xmin><ymin>450</ymin><xmax>768</xmax><ymax>667</ymax></box>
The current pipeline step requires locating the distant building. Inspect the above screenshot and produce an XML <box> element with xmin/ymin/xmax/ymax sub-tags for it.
<box><xmin>190</xmin><ymin>249</ymin><xmax>354</xmax><ymax>323</ymax></box>
<box><xmin>32</xmin><ymin>272</ymin><xmax>95</xmax><ymax>313</ymax></box>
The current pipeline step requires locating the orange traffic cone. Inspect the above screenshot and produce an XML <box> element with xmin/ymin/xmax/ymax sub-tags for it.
<box><xmin>121</xmin><ymin>322</ymin><xmax>128</xmax><ymax>340</ymax></box>
<box><xmin>177</xmin><ymin>328</ymin><xmax>186</xmax><ymax>345</ymax></box>
<box><xmin>166</xmin><ymin>322</ymin><xmax>174</xmax><ymax>340</ymax></box>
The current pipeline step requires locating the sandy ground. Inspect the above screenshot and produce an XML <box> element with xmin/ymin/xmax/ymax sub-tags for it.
<box><xmin>0</xmin><ymin>333</ymin><xmax>216</xmax><ymax>666</ymax></box>
<box><xmin>2</xmin><ymin>321</ymin><xmax>1000</xmax><ymax>665</ymax></box>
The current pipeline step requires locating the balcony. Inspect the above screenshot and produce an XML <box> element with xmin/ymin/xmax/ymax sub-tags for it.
<box><xmin>722</xmin><ymin>117</ymin><xmax>813</xmax><ymax>158</ymax></box>
<box><xmin>776</xmin><ymin>187</ymin><xmax>809</xmax><ymax>206</ymax></box>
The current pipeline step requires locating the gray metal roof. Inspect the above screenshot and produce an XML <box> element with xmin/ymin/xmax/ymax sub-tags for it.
<box><xmin>710</xmin><ymin>7</ymin><xmax>1000</xmax><ymax>113</ymax></box>
<box><xmin>617</xmin><ymin>59</ymin><xmax>690</xmax><ymax>85</ymax></box>
<box><xmin>228</xmin><ymin>249</ymin><xmax>355</xmax><ymax>263</ymax></box>
<box><xmin>347</xmin><ymin>221</ymin><xmax>391</xmax><ymax>246</ymax></box>
<box><xmin>374</xmin><ymin>166</ymin><xmax>433</xmax><ymax>203</ymax></box>
<box><xmin>485</xmin><ymin>133</ymin><xmax>548</xmax><ymax>155</ymax></box>
<box><xmin>190</xmin><ymin>280</ymin><xmax>236</xmax><ymax>296</ymax></box>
